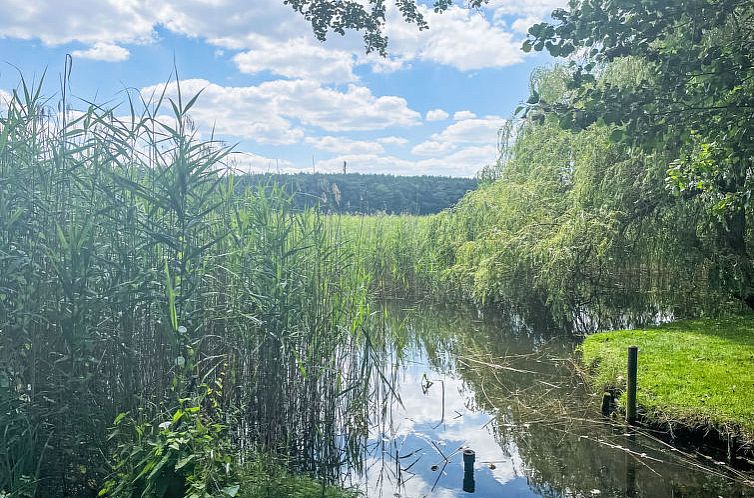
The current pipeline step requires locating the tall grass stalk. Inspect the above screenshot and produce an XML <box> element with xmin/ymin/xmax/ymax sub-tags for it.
<box><xmin>0</xmin><ymin>76</ymin><xmax>381</xmax><ymax>495</ymax></box>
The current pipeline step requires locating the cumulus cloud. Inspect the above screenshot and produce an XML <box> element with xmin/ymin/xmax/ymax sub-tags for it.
<box><xmin>411</xmin><ymin>140</ymin><xmax>456</xmax><ymax>157</ymax></box>
<box><xmin>453</xmin><ymin>110</ymin><xmax>478</xmax><ymax>121</ymax></box>
<box><xmin>226</xmin><ymin>151</ymin><xmax>297</xmax><ymax>174</ymax></box>
<box><xmin>0</xmin><ymin>0</ymin><xmax>155</xmax><ymax>46</ymax></box>
<box><xmin>305</xmin><ymin>136</ymin><xmax>384</xmax><ymax>155</ymax></box>
<box><xmin>233</xmin><ymin>36</ymin><xmax>357</xmax><ymax>83</ymax></box>
<box><xmin>0</xmin><ymin>0</ymin><xmax>554</xmax><ymax>78</ymax></box>
<box><xmin>434</xmin><ymin>116</ymin><xmax>506</xmax><ymax>144</ymax></box>
<box><xmin>412</xmin><ymin>115</ymin><xmax>505</xmax><ymax>162</ymax></box>
<box><xmin>511</xmin><ymin>16</ymin><xmax>543</xmax><ymax>34</ymax></box>
<box><xmin>385</xmin><ymin>4</ymin><xmax>525</xmax><ymax>71</ymax></box>
<box><xmin>376</xmin><ymin>136</ymin><xmax>409</xmax><ymax>146</ymax></box>
<box><xmin>141</xmin><ymin>79</ymin><xmax>421</xmax><ymax>144</ymax></box>
<box><xmin>317</xmin><ymin>144</ymin><xmax>497</xmax><ymax>177</ymax></box>
<box><xmin>488</xmin><ymin>0</ymin><xmax>567</xmax><ymax>17</ymax></box>
<box><xmin>426</xmin><ymin>109</ymin><xmax>450</xmax><ymax>122</ymax></box>
<box><xmin>72</xmin><ymin>42</ymin><xmax>130</xmax><ymax>62</ymax></box>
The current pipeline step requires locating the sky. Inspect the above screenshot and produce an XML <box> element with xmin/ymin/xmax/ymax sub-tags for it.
<box><xmin>0</xmin><ymin>0</ymin><xmax>565</xmax><ymax>177</ymax></box>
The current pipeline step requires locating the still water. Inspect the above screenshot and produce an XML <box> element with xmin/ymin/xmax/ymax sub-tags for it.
<box><xmin>347</xmin><ymin>302</ymin><xmax>754</xmax><ymax>498</ymax></box>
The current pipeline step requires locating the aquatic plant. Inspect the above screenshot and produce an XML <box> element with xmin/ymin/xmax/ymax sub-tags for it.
<box><xmin>0</xmin><ymin>74</ymin><xmax>379</xmax><ymax>495</ymax></box>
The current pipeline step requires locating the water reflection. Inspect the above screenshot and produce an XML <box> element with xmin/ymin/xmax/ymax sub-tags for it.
<box><xmin>348</xmin><ymin>302</ymin><xmax>754</xmax><ymax>497</ymax></box>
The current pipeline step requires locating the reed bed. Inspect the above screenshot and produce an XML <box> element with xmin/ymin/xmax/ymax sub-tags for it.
<box><xmin>0</xmin><ymin>77</ymin><xmax>382</xmax><ymax>496</ymax></box>
<box><xmin>326</xmin><ymin>214</ymin><xmax>438</xmax><ymax>299</ymax></box>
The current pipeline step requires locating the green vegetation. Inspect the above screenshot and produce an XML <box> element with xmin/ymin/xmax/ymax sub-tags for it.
<box><xmin>237</xmin><ymin>457</ymin><xmax>359</xmax><ymax>498</ymax></box>
<box><xmin>328</xmin><ymin>214</ymin><xmax>435</xmax><ymax>297</ymax></box>
<box><xmin>3</xmin><ymin>0</ymin><xmax>754</xmax><ymax>494</ymax></box>
<box><xmin>582</xmin><ymin>316</ymin><xmax>754</xmax><ymax>440</ymax></box>
<box><xmin>0</xmin><ymin>78</ymin><xmax>382</xmax><ymax>496</ymax></box>
<box><xmin>239</xmin><ymin>173</ymin><xmax>477</xmax><ymax>215</ymax></box>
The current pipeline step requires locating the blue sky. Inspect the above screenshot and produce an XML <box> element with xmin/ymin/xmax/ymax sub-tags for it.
<box><xmin>0</xmin><ymin>0</ymin><xmax>564</xmax><ymax>177</ymax></box>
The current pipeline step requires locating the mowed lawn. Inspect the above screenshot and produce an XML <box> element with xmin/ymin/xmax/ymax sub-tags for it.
<box><xmin>581</xmin><ymin>316</ymin><xmax>754</xmax><ymax>440</ymax></box>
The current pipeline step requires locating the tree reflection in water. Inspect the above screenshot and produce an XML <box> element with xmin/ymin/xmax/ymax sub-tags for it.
<box><xmin>347</xmin><ymin>302</ymin><xmax>754</xmax><ymax>498</ymax></box>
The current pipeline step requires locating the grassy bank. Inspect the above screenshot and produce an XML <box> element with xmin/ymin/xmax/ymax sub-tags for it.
<box><xmin>581</xmin><ymin>316</ymin><xmax>754</xmax><ymax>441</ymax></box>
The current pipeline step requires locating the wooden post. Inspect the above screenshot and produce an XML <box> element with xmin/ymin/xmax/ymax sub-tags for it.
<box><xmin>626</xmin><ymin>345</ymin><xmax>638</xmax><ymax>424</ymax></box>
<box><xmin>601</xmin><ymin>392</ymin><xmax>612</xmax><ymax>416</ymax></box>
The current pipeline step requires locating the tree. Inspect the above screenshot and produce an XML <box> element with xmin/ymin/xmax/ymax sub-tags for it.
<box><xmin>285</xmin><ymin>0</ymin><xmax>487</xmax><ymax>54</ymax></box>
<box><xmin>523</xmin><ymin>0</ymin><xmax>754</xmax><ymax>306</ymax></box>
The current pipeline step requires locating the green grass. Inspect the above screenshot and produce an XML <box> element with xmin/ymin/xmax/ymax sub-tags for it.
<box><xmin>581</xmin><ymin>316</ymin><xmax>754</xmax><ymax>440</ymax></box>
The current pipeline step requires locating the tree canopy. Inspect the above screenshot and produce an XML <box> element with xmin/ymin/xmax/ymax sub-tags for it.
<box><xmin>521</xmin><ymin>0</ymin><xmax>754</xmax><ymax>306</ymax></box>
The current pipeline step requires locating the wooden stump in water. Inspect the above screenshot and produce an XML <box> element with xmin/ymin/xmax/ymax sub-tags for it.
<box><xmin>601</xmin><ymin>392</ymin><xmax>612</xmax><ymax>416</ymax></box>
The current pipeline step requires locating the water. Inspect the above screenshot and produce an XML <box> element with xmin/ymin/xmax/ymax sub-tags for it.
<box><xmin>347</xmin><ymin>302</ymin><xmax>754</xmax><ymax>497</ymax></box>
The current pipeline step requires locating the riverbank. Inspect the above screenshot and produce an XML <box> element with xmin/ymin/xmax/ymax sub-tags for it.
<box><xmin>581</xmin><ymin>316</ymin><xmax>754</xmax><ymax>445</ymax></box>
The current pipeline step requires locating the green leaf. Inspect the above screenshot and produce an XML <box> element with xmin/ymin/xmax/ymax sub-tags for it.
<box><xmin>175</xmin><ymin>454</ymin><xmax>195</xmax><ymax>470</ymax></box>
<box><xmin>222</xmin><ymin>484</ymin><xmax>240</xmax><ymax>497</ymax></box>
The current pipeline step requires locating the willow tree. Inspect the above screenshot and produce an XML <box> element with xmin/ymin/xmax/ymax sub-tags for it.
<box><xmin>524</xmin><ymin>0</ymin><xmax>754</xmax><ymax>307</ymax></box>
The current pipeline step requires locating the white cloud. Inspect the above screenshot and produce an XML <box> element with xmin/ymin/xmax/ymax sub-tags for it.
<box><xmin>0</xmin><ymin>0</ymin><xmax>155</xmax><ymax>46</ymax></box>
<box><xmin>233</xmin><ymin>36</ymin><xmax>357</xmax><ymax>83</ymax></box>
<box><xmin>434</xmin><ymin>116</ymin><xmax>506</xmax><ymax>144</ymax></box>
<box><xmin>0</xmin><ymin>0</ymin><xmax>549</xmax><ymax>78</ymax></box>
<box><xmin>317</xmin><ymin>145</ymin><xmax>497</xmax><ymax>177</ymax></box>
<box><xmin>489</xmin><ymin>0</ymin><xmax>567</xmax><ymax>17</ymax></box>
<box><xmin>426</xmin><ymin>109</ymin><xmax>450</xmax><ymax>122</ymax></box>
<box><xmin>362</xmin><ymin>54</ymin><xmax>408</xmax><ymax>74</ymax></box>
<box><xmin>453</xmin><ymin>110</ymin><xmax>477</xmax><ymax>121</ymax></box>
<box><xmin>72</xmin><ymin>42</ymin><xmax>130</xmax><ymax>62</ymax></box>
<box><xmin>511</xmin><ymin>16</ymin><xmax>542</xmax><ymax>34</ymax></box>
<box><xmin>411</xmin><ymin>140</ymin><xmax>456</xmax><ymax>157</ymax></box>
<box><xmin>386</xmin><ymin>4</ymin><xmax>526</xmax><ymax>71</ymax></box>
<box><xmin>412</xmin><ymin>115</ymin><xmax>504</xmax><ymax>159</ymax></box>
<box><xmin>226</xmin><ymin>151</ymin><xmax>297</xmax><ymax>174</ymax></box>
<box><xmin>141</xmin><ymin>79</ymin><xmax>421</xmax><ymax>144</ymax></box>
<box><xmin>305</xmin><ymin>136</ymin><xmax>384</xmax><ymax>155</ymax></box>
<box><xmin>376</xmin><ymin>136</ymin><xmax>409</xmax><ymax>146</ymax></box>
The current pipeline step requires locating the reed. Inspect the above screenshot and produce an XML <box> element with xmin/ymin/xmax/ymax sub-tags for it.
<box><xmin>0</xmin><ymin>75</ymin><xmax>382</xmax><ymax>495</ymax></box>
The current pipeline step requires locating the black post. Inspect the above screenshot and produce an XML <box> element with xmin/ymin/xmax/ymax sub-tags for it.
<box><xmin>601</xmin><ymin>392</ymin><xmax>612</xmax><ymax>416</ymax></box>
<box><xmin>626</xmin><ymin>346</ymin><xmax>638</xmax><ymax>424</ymax></box>
<box><xmin>462</xmin><ymin>449</ymin><xmax>475</xmax><ymax>493</ymax></box>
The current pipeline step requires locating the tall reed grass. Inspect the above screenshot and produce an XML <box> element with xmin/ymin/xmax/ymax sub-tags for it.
<box><xmin>0</xmin><ymin>75</ymin><xmax>381</xmax><ymax>495</ymax></box>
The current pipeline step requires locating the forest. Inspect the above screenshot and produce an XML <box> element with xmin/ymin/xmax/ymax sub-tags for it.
<box><xmin>1</xmin><ymin>0</ymin><xmax>754</xmax><ymax>497</ymax></box>
<box><xmin>237</xmin><ymin>173</ymin><xmax>478</xmax><ymax>215</ymax></box>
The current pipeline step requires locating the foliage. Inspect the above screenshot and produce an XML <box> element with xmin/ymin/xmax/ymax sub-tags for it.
<box><xmin>525</xmin><ymin>0</ymin><xmax>754</xmax><ymax>305</ymax></box>
<box><xmin>582</xmin><ymin>315</ymin><xmax>754</xmax><ymax>440</ymax></box>
<box><xmin>328</xmin><ymin>214</ymin><xmax>435</xmax><ymax>297</ymax></box>
<box><xmin>336</xmin><ymin>65</ymin><xmax>749</xmax><ymax>328</ymax></box>
<box><xmin>0</xmin><ymin>375</ymin><xmax>45</xmax><ymax>497</ymax></box>
<box><xmin>284</xmin><ymin>0</ymin><xmax>488</xmax><ymax>55</ymax></box>
<box><xmin>238</xmin><ymin>173</ymin><xmax>477</xmax><ymax>215</ymax></box>
<box><xmin>101</xmin><ymin>382</ymin><xmax>239</xmax><ymax>498</ymax></box>
<box><xmin>0</xmin><ymin>76</ymin><xmax>381</xmax><ymax>495</ymax></box>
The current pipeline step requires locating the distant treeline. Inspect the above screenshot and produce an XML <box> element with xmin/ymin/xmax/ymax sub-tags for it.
<box><xmin>237</xmin><ymin>173</ymin><xmax>479</xmax><ymax>215</ymax></box>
